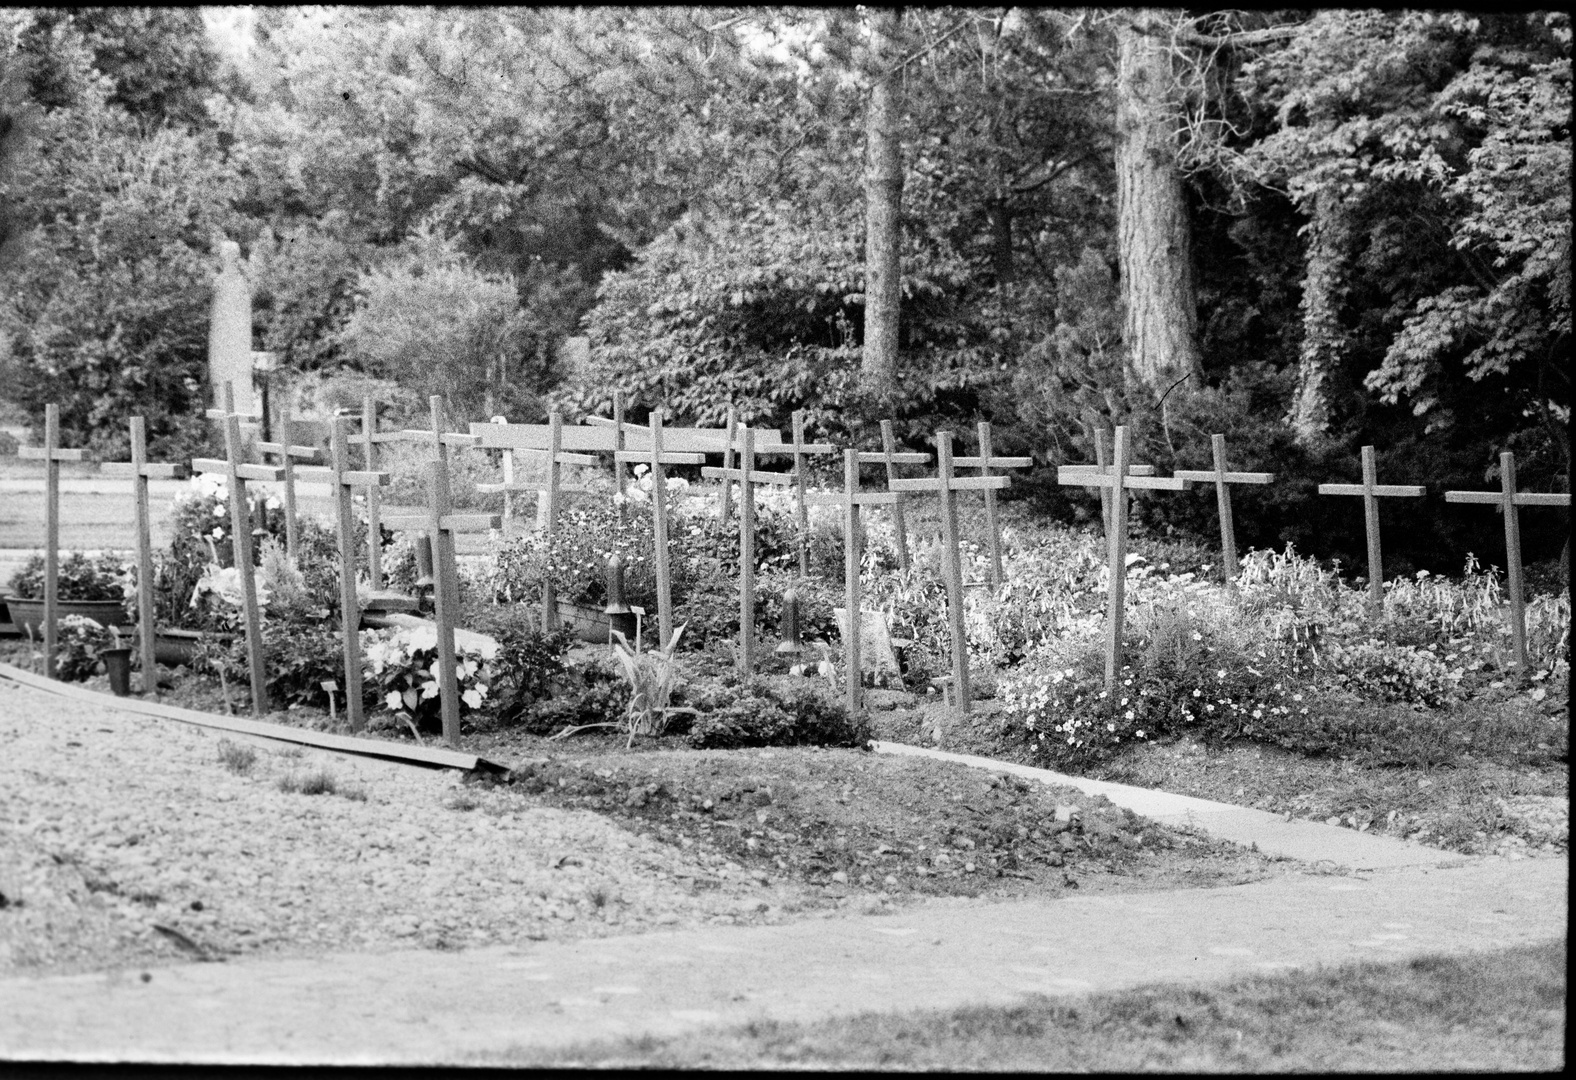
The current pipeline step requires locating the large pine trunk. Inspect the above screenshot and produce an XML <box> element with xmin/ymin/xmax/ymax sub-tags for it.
<box><xmin>861</xmin><ymin>7</ymin><xmax>903</xmax><ymax>404</ymax></box>
<box><xmin>1115</xmin><ymin>10</ymin><xmax>1203</xmax><ymax>398</ymax></box>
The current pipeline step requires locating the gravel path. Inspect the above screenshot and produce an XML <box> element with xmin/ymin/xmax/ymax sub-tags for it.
<box><xmin>0</xmin><ymin>680</ymin><xmax>795</xmax><ymax>977</ymax></box>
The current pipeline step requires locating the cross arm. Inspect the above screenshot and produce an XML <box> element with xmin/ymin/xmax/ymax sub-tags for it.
<box><xmin>889</xmin><ymin>475</ymin><xmax>1012</xmax><ymax>492</ymax></box>
<box><xmin>294</xmin><ymin>465</ymin><xmax>391</xmax><ymax>488</ymax></box>
<box><xmin>700</xmin><ymin>466</ymin><xmax>797</xmax><ymax>485</ymax></box>
<box><xmin>203</xmin><ymin>408</ymin><xmax>261</xmax><ymax>421</ymax></box>
<box><xmin>805</xmin><ymin>490</ymin><xmax>903</xmax><ymax>507</ymax></box>
<box><xmin>1318</xmin><ymin>483</ymin><xmax>1425</xmax><ymax>498</ymax></box>
<box><xmin>1059</xmin><ymin>463</ymin><xmax>1158</xmax><ymax>476</ymax></box>
<box><xmin>855</xmin><ymin>450</ymin><xmax>932</xmax><ymax>465</ymax></box>
<box><xmin>1056</xmin><ymin>468</ymin><xmax>1191</xmax><ymax>491</ymax></box>
<box><xmin>752</xmin><ymin>443</ymin><xmax>839</xmax><ymax>456</ymax></box>
<box><xmin>439</xmin><ymin>513</ymin><xmax>501</xmax><ymax>532</ymax></box>
<box><xmin>953</xmin><ymin>455</ymin><xmax>1034</xmax><ymax>469</ymax></box>
<box><xmin>613</xmin><ymin>450</ymin><xmax>707</xmax><ymax>465</ymax></box>
<box><xmin>256</xmin><ymin>442</ymin><xmax>321</xmax><ymax>461</ymax></box>
<box><xmin>584</xmin><ymin>415</ymin><xmax>647</xmax><ymax>436</ymax></box>
<box><xmin>17</xmin><ymin>446</ymin><xmax>89</xmax><ymax>462</ymax></box>
<box><xmin>1446</xmin><ymin>490</ymin><xmax>1570</xmax><ymax>507</ymax></box>
<box><xmin>1173</xmin><ymin>469</ymin><xmax>1275</xmax><ymax>484</ymax></box>
<box><xmin>475</xmin><ymin>481</ymin><xmax>593</xmax><ymax>495</ymax></box>
<box><xmin>100</xmin><ymin>461</ymin><xmax>188</xmax><ymax>480</ymax></box>
<box><xmin>191</xmin><ymin>458</ymin><xmax>286</xmax><ymax>483</ymax></box>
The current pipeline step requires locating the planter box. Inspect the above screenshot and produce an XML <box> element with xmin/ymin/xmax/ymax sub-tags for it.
<box><xmin>554</xmin><ymin>600</ymin><xmax>637</xmax><ymax>645</ymax></box>
<box><xmin>6</xmin><ymin>598</ymin><xmax>134</xmax><ymax>637</ymax></box>
<box><xmin>153</xmin><ymin>628</ymin><xmax>210</xmax><ymax>667</ymax></box>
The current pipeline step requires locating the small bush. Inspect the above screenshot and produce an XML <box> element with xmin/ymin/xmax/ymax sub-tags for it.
<box><xmin>685</xmin><ymin>674</ymin><xmax>870</xmax><ymax>749</ymax></box>
<box><xmin>6</xmin><ymin>551</ymin><xmax>131</xmax><ymax>603</ymax></box>
<box><xmin>1322</xmin><ymin>639</ymin><xmax>1460</xmax><ymax>708</ymax></box>
<box><xmin>52</xmin><ymin>614</ymin><xmax>115</xmax><ymax>682</ymax></box>
<box><xmin>216</xmin><ymin>739</ymin><xmax>257</xmax><ymax>775</ymax></box>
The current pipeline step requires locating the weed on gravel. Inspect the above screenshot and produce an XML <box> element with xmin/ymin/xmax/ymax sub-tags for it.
<box><xmin>215</xmin><ymin>740</ymin><xmax>257</xmax><ymax>775</ymax></box>
<box><xmin>277</xmin><ymin>768</ymin><xmax>366</xmax><ymax>801</ymax></box>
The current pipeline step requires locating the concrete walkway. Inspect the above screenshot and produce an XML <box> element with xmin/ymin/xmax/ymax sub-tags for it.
<box><xmin>0</xmin><ymin>857</ymin><xmax>1564</xmax><ymax>1065</ymax></box>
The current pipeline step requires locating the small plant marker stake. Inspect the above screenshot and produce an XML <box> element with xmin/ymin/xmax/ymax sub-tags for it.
<box><xmin>100</xmin><ymin>417</ymin><xmax>188</xmax><ymax>695</ymax></box>
<box><xmin>703</xmin><ymin>424</ymin><xmax>798</xmax><ymax>673</ymax></box>
<box><xmin>17</xmin><ymin>403</ymin><xmax>89</xmax><ymax>680</ymax></box>
<box><xmin>889</xmin><ymin>432</ymin><xmax>1011</xmax><ymax>721</ymax></box>
<box><xmin>614</xmin><ymin>411</ymin><xmax>706</xmax><ymax>651</ymax></box>
<box><xmin>254</xmin><ymin>405</ymin><xmax>319</xmax><ymax>560</ymax></box>
<box><xmin>384</xmin><ymin>463</ymin><xmax>501</xmax><ymax>748</ymax></box>
<box><xmin>1445</xmin><ymin>452</ymin><xmax>1570</xmax><ymax>674</ymax></box>
<box><xmin>191</xmin><ymin>400</ymin><xmax>286</xmax><ymax>716</ymax></box>
<box><xmin>1174</xmin><ymin>433</ymin><xmax>1274</xmax><ymax>581</ymax></box>
<box><xmin>807</xmin><ymin>451</ymin><xmax>902</xmax><ymax>714</ymax></box>
<box><xmin>954</xmin><ymin>421</ymin><xmax>1033</xmax><ymax>586</ymax></box>
<box><xmin>1056</xmin><ymin>426</ymin><xmax>1192</xmax><ymax>687</ymax></box>
<box><xmin>1318</xmin><ymin>446</ymin><xmax>1425</xmax><ymax>618</ymax></box>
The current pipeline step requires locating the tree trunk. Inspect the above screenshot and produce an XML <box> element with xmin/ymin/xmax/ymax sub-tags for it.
<box><xmin>1115</xmin><ymin>10</ymin><xmax>1203</xmax><ymax>398</ymax></box>
<box><xmin>990</xmin><ymin>198</ymin><xmax>1014</xmax><ymax>286</ymax></box>
<box><xmin>861</xmin><ymin>7</ymin><xmax>903</xmax><ymax>403</ymax></box>
<box><xmin>1287</xmin><ymin>189</ymin><xmax>1346</xmax><ymax>442</ymax></box>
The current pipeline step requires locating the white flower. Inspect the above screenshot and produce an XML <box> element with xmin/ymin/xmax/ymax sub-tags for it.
<box><xmin>1135</xmin><ymin>730</ymin><xmax>1145</xmax><ymax>738</ymax></box>
<box><xmin>213</xmin><ymin>503</ymin><xmax>227</xmax><ymax>518</ymax></box>
<box><xmin>385</xmin><ymin>691</ymin><xmax>404</xmax><ymax>711</ymax></box>
<box><xmin>1192</xmin><ymin>688</ymin><xmax>1202</xmax><ymax>698</ymax></box>
<box><xmin>1124</xmin><ymin>710</ymin><xmax>1135</xmax><ymax>720</ymax></box>
<box><xmin>420</xmin><ymin>680</ymin><xmax>440</xmax><ymax>700</ymax></box>
<box><xmin>461</xmin><ymin>688</ymin><xmax>483</xmax><ymax>709</ymax></box>
<box><xmin>212</xmin><ymin>526</ymin><xmax>225</xmax><ymax>539</ymax></box>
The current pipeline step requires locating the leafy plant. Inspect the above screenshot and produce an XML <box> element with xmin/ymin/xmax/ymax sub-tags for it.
<box><xmin>684</xmin><ymin>672</ymin><xmax>870</xmax><ymax>750</ymax></box>
<box><xmin>6</xmin><ymin>551</ymin><xmax>131</xmax><ymax>603</ymax></box>
<box><xmin>360</xmin><ymin>624</ymin><xmax>498</xmax><ymax>736</ymax></box>
<box><xmin>51</xmin><ymin>614</ymin><xmax>116</xmax><ymax>682</ymax></box>
<box><xmin>552</xmin><ymin>624</ymin><xmax>693</xmax><ymax>746</ymax></box>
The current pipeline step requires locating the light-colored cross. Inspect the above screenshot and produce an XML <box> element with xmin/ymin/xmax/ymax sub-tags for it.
<box><xmin>752</xmin><ymin>410</ymin><xmax>839</xmax><ymax>578</ymax></box>
<box><xmin>864</xmin><ymin>420</ymin><xmax>933</xmax><ymax>572</ymax></box>
<box><xmin>1445</xmin><ymin>452</ymin><xmax>1570</xmax><ymax>674</ymax></box>
<box><xmin>253</xmin><ymin>405</ymin><xmax>320</xmax><ymax>560</ymax></box>
<box><xmin>613</xmin><ymin>411</ymin><xmax>707</xmax><ymax>651</ymax></box>
<box><xmin>718</xmin><ymin>404</ymin><xmax>739</xmax><ymax>522</ymax></box>
<box><xmin>1318</xmin><ymin>446</ymin><xmax>1425</xmax><ymax>616</ymax></box>
<box><xmin>806</xmin><ymin>450</ymin><xmax>903</xmax><ymax>715</ymax></box>
<box><xmin>953</xmin><ymin>421</ymin><xmax>1033</xmax><ymax>586</ymax></box>
<box><xmin>191</xmin><ymin>406</ymin><xmax>286</xmax><ymax>717</ymax></box>
<box><xmin>1174</xmin><ymin>433</ymin><xmax>1274</xmax><ymax>580</ymax></box>
<box><xmin>1057</xmin><ymin>426</ymin><xmax>1193</xmax><ymax>687</ymax></box>
<box><xmin>100</xmin><ymin>417</ymin><xmax>188</xmax><ymax>695</ymax></box>
<box><xmin>295</xmin><ymin>418</ymin><xmax>392</xmax><ymax>732</ymax></box>
<box><xmin>1064</xmin><ymin>427</ymin><xmax>1157</xmax><ymax>534</ymax></box>
<box><xmin>702</xmin><ymin>424</ymin><xmax>798</xmax><ymax>672</ymax></box>
<box><xmin>17</xmin><ymin>403</ymin><xmax>90</xmax><ymax>680</ymax></box>
<box><xmin>383</xmin><ymin>462</ymin><xmax>501</xmax><ymax>748</ymax></box>
<box><xmin>582</xmin><ymin>390</ymin><xmax>642</xmax><ymax>511</ymax></box>
<box><xmin>888</xmin><ymin>432</ymin><xmax>1012</xmax><ymax>719</ymax></box>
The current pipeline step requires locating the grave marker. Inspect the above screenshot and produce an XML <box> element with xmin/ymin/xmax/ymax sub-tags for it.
<box><xmin>253</xmin><ymin>406</ymin><xmax>320</xmax><ymax>559</ymax></box>
<box><xmin>384</xmin><ymin>462</ymin><xmax>500</xmax><ymax>748</ymax></box>
<box><xmin>100</xmin><ymin>417</ymin><xmax>188</xmax><ymax>695</ymax></box>
<box><xmin>1445</xmin><ymin>452</ymin><xmax>1570</xmax><ymax>674</ymax></box>
<box><xmin>1174</xmin><ymin>433</ymin><xmax>1274</xmax><ymax>580</ymax></box>
<box><xmin>360</xmin><ymin>396</ymin><xmax>385</xmax><ymax>588</ymax></box>
<box><xmin>871</xmin><ymin>420</ymin><xmax>932</xmax><ymax>572</ymax></box>
<box><xmin>718</xmin><ymin>404</ymin><xmax>738</xmax><ymax>521</ymax></box>
<box><xmin>807</xmin><ymin>451</ymin><xmax>902</xmax><ymax>714</ymax></box>
<box><xmin>191</xmin><ymin>405</ymin><xmax>285</xmax><ymax>716</ymax></box>
<box><xmin>209</xmin><ymin>240</ymin><xmax>256</xmax><ymax>419</ymax></box>
<box><xmin>888</xmin><ymin>432</ymin><xmax>1011</xmax><ymax>718</ymax></box>
<box><xmin>17</xmin><ymin>404</ymin><xmax>89</xmax><ymax>680</ymax></box>
<box><xmin>953</xmin><ymin>421</ymin><xmax>1033</xmax><ymax>586</ymax></box>
<box><xmin>1057</xmin><ymin>426</ymin><xmax>1193</xmax><ymax>687</ymax></box>
<box><xmin>296</xmin><ymin>419</ymin><xmax>392</xmax><ymax>731</ymax></box>
<box><xmin>702</xmin><ymin>424</ymin><xmax>797</xmax><ymax>672</ymax></box>
<box><xmin>1318</xmin><ymin>446</ymin><xmax>1425</xmax><ymax>617</ymax></box>
<box><xmin>753</xmin><ymin>410</ymin><xmax>837</xmax><ymax>578</ymax></box>
<box><xmin>613</xmin><ymin>411</ymin><xmax>706</xmax><ymax>651</ymax></box>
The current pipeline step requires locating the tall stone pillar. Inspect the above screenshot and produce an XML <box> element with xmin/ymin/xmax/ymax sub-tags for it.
<box><xmin>209</xmin><ymin>240</ymin><xmax>257</xmax><ymax>418</ymax></box>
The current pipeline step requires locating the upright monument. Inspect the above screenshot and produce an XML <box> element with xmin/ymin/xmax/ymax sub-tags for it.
<box><xmin>209</xmin><ymin>240</ymin><xmax>257</xmax><ymax>418</ymax></box>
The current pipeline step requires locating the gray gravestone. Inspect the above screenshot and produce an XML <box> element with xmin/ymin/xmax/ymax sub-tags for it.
<box><xmin>833</xmin><ymin>606</ymin><xmax>903</xmax><ymax>680</ymax></box>
<box><xmin>209</xmin><ymin>241</ymin><xmax>257</xmax><ymax>418</ymax></box>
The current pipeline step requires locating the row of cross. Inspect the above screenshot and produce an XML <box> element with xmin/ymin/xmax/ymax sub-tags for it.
<box><xmin>18</xmin><ymin>397</ymin><xmax>1568</xmax><ymax>752</ymax></box>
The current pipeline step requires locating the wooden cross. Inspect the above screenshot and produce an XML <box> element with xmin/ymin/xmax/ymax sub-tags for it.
<box><xmin>204</xmin><ymin>382</ymin><xmax>268</xmax><ymax>541</ymax></box>
<box><xmin>17</xmin><ymin>403</ymin><xmax>90</xmax><ymax>680</ymax></box>
<box><xmin>1174</xmin><ymin>434</ymin><xmax>1274</xmax><ymax>580</ymax></box>
<box><xmin>358</xmin><ymin>395</ymin><xmax>385</xmax><ymax>588</ymax></box>
<box><xmin>1445</xmin><ymin>451</ymin><xmax>1571</xmax><ymax>674</ymax></box>
<box><xmin>191</xmin><ymin>407</ymin><xmax>285</xmax><ymax>716</ymax></box>
<box><xmin>100</xmin><ymin>417</ymin><xmax>188</xmax><ymax>695</ymax></box>
<box><xmin>582</xmin><ymin>390</ymin><xmax>640</xmax><ymax>511</ymax></box>
<box><xmin>953</xmin><ymin>421</ymin><xmax>1033</xmax><ymax>586</ymax></box>
<box><xmin>718</xmin><ymin>404</ymin><xmax>739</xmax><ymax>522</ymax></box>
<box><xmin>383</xmin><ymin>462</ymin><xmax>501</xmax><ymax>748</ymax></box>
<box><xmin>888</xmin><ymin>432</ymin><xmax>1012</xmax><ymax>719</ymax></box>
<box><xmin>613</xmin><ymin>411</ymin><xmax>706</xmax><ymax>651</ymax></box>
<box><xmin>1318</xmin><ymin>446</ymin><xmax>1425</xmax><ymax>616</ymax></box>
<box><xmin>751</xmin><ymin>410</ymin><xmax>838</xmax><ymax>578</ymax></box>
<box><xmin>472</xmin><ymin>411</ymin><xmax>597</xmax><ymax>631</ymax></box>
<box><xmin>701</xmin><ymin>424</ymin><xmax>797</xmax><ymax>672</ymax></box>
<box><xmin>1056</xmin><ymin>426</ymin><xmax>1193</xmax><ymax>688</ymax></box>
<box><xmin>295</xmin><ymin>418</ymin><xmax>391</xmax><ymax>732</ymax></box>
<box><xmin>806</xmin><ymin>450</ymin><xmax>902</xmax><ymax>715</ymax></box>
<box><xmin>253</xmin><ymin>405</ymin><xmax>320</xmax><ymax>560</ymax></box>
<box><xmin>1064</xmin><ymin>427</ymin><xmax>1157</xmax><ymax>534</ymax></box>
<box><xmin>863</xmin><ymin>420</ymin><xmax>932</xmax><ymax>572</ymax></box>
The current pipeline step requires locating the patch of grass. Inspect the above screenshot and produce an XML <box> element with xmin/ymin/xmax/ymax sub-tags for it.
<box><xmin>509</xmin><ymin>938</ymin><xmax>1566</xmax><ymax>1071</ymax></box>
<box><xmin>215</xmin><ymin>739</ymin><xmax>257</xmax><ymax>775</ymax></box>
<box><xmin>276</xmin><ymin>767</ymin><xmax>366</xmax><ymax>801</ymax></box>
<box><xmin>445</xmin><ymin>792</ymin><xmax>479</xmax><ymax>812</ymax></box>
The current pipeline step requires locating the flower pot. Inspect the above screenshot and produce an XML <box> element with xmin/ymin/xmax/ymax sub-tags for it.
<box><xmin>152</xmin><ymin>628</ymin><xmax>210</xmax><ymax>667</ymax></box>
<box><xmin>5</xmin><ymin>598</ymin><xmax>134</xmax><ymax>638</ymax></box>
<box><xmin>554</xmin><ymin>600</ymin><xmax>638</xmax><ymax>645</ymax></box>
<box><xmin>100</xmin><ymin>647</ymin><xmax>133</xmax><ymax>696</ymax></box>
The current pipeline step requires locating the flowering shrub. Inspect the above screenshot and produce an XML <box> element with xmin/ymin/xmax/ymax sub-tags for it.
<box><xmin>360</xmin><ymin>624</ymin><xmax>499</xmax><ymax>734</ymax></box>
<box><xmin>1321</xmin><ymin>639</ymin><xmax>1460</xmax><ymax>708</ymax></box>
<box><xmin>6</xmin><ymin>551</ymin><xmax>130</xmax><ymax>602</ymax></box>
<box><xmin>52</xmin><ymin>615</ymin><xmax>116</xmax><ymax>682</ymax></box>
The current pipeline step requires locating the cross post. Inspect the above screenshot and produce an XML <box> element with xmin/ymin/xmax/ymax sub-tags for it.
<box><xmin>358</xmin><ymin>396</ymin><xmax>385</xmax><ymax>588</ymax></box>
<box><xmin>749</xmin><ymin>410</ymin><xmax>839</xmax><ymax>578</ymax></box>
<box><xmin>1317</xmin><ymin>446</ymin><xmax>1425</xmax><ymax>617</ymax></box>
<box><xmin>702</xmin><ymin>424</ymin><xmax>798</xmax><ymax>672</ymax></box>
<box><xmin>718</xmin><ymin>405</ymin><xmax>738</xmax><ymax>521</ymax></box>
<box><xmin>253</xmin><ymin>405</ymin><xmax>320</xmax><ymax>560</ymax></box>
<box><xmin>1445</xmin><ymin>452</ymin><xmax>1570</xmax><ymax>673</ymax></box>
<box><xmin>1173</xmin><ymin>433</ymin><xmax>1274</xmax><ymax>580</ymax></box>
<box><xmin>889</xmin><ymin>432</ymin><xmax>1012</xmax><ymax>720</ymax></box>
<box><xmin>806</xmin><ymin>451</ymin><xmax>902</xmax><ymax>714</ymax></box>
<box><xmin>953</xmin><ymin>421</ymin><xmax>1033</xmax><ymax>586</ymax></box>
<box><xmin>383</xmin><ymin>465</ymin><xmax>501</xmax><ymax>748</ymax></box>
<box><xmin>295</xmin><ymin>419</ymin><xmax>392</xmax><ymax>731</ymax></box>
<box><xmin>100</xmin><ymin>417</ymin><xmax>188</xmax><ymax>695</ymax></box>
<box><xmin>1057</xmin><ymin>426</ymin><xmax>1193</xmax><ymax>687</ymax></box>
<box><xmin>613</xmin><ymin>411</ymin><xmax>706</xmax><ymax>651</ymax></box>
<box><xmin>17</xmin><ymin>403</ymin><xmax>90</xmax><ymax>679</ymax></box>
<box><xmin>853</xmin><ymin>436</ymin><xmax>932</xmax><ymax>574</ymax></box>
<box><xmin>191</xmin><ymin>408</ymin><xmax>285</xmax><ymax>716</ymax></box>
